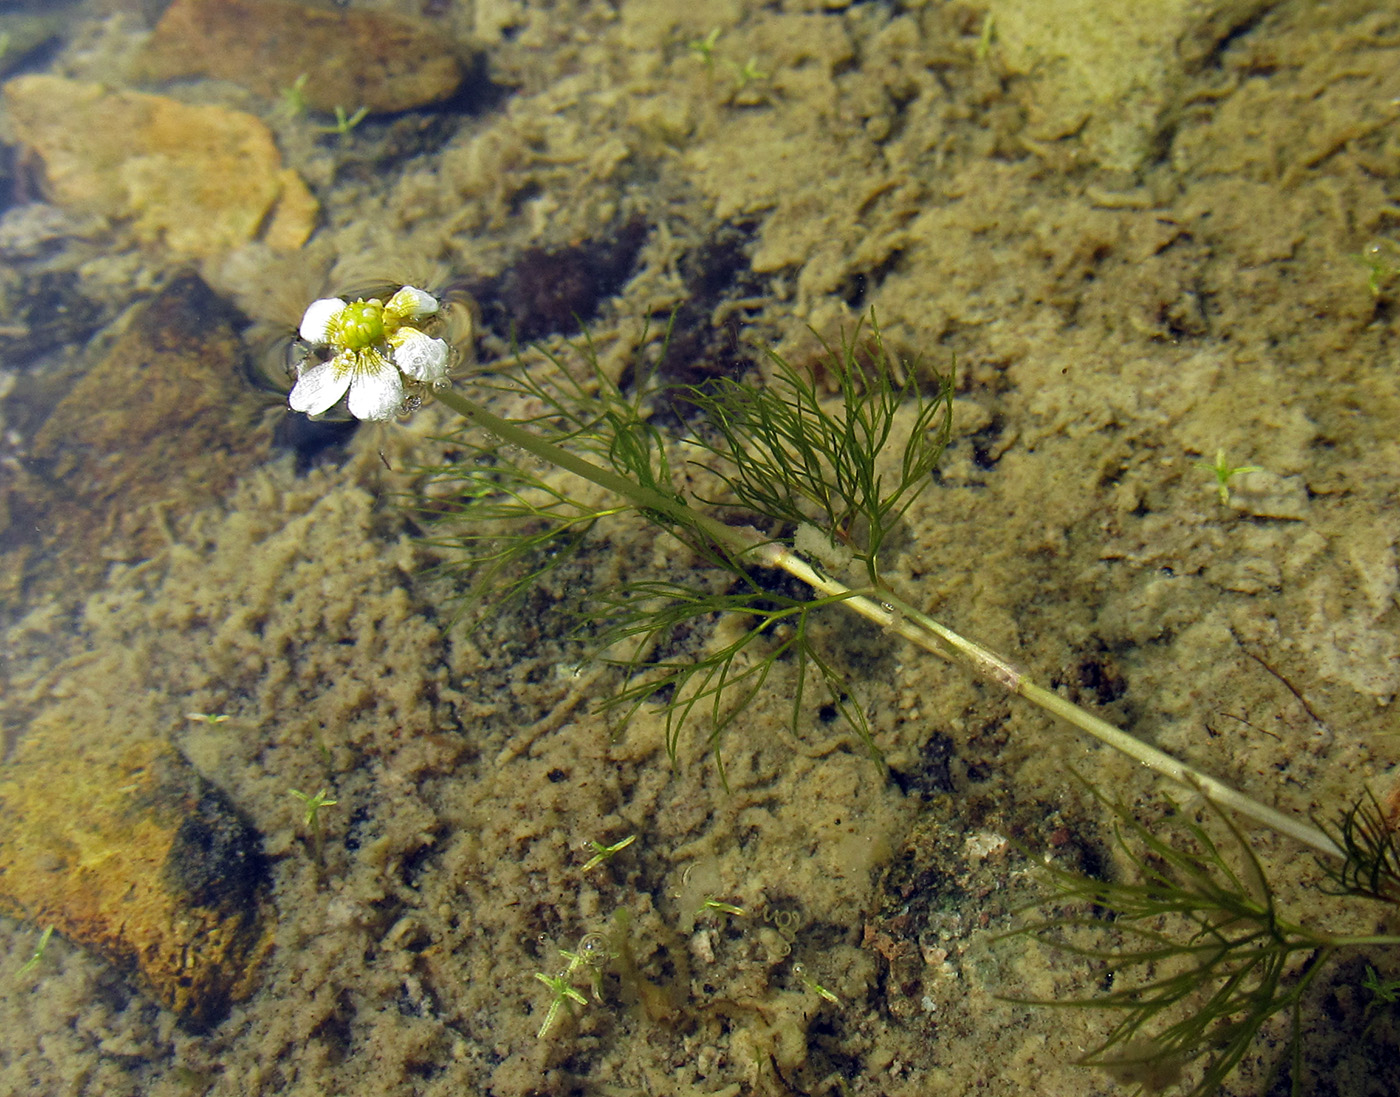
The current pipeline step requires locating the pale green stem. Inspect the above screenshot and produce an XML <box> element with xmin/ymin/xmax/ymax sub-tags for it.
<box><xmin>1323</xmin><ymin>935</ymin><xmax>1400</xmax><ymax>948</ymax></box>
<box><xmin>432</xmin><ymin>387</ymin><xmax>1342</xmax><ymax>860</ymax></box>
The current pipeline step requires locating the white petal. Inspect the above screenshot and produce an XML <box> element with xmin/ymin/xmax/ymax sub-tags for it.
<box><xmin>300</xmin><ymin>298</ymin><xmax>346</xmax><ymax>344</ymax></box>
<box><xmin>391</xmin><ymin>328</ymin><xmax>450</xmax><ymax>382</ymax></box>
<box><xmin>346</xmin><ymin>361</ymin><xmax>405</xmax><ymax>421</ymax></box>
<box><xmin>288</xmin><ymin>357</ymin><xmax>352</xmax><ymax>416</ymax></box>
<box><xmin>385</xmin><ymin>285</ymin><xmax>439</xmax><ymax>322</ymax></box>
<box><xmin>298</xmin><ymin>295</ymin><xmax>344</xmax><ymax>342</ymax></box>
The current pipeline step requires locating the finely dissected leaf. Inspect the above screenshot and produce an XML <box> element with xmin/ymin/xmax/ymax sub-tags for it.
<box><xmin>683</xmin><ymin>317</ymin><xmax>954</xmax><ymax>586</ymax></box>
<box><xmin>413</xmin><ymin>452</ymin><xmax>616</xmax><ymax>621</ymax></box>
<box><xmin>586</xmin><ymin>572</ymin><xmax>875</xmax><ymax>782</ymax></box>
<box><xmin>411</xmin><ymin>332</ymin><xmax>668</xmax><ymax>622</ymax></box>
<box><xmin>413</xmin><ymin>314</ymin><xmax>947</xmax><ymax>768</ymax></box>
<box><xmin>1317</xmin><ymin>790</ymin><xmax>1400</xmax><ymax>906</ymax></box>
<box><xmin>999</xmin><ymin>785</ymin><xmax>1399</xmax><ymax>1097</ymax></box>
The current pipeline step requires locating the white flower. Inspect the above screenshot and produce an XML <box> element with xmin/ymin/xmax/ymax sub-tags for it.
<box><xmin>288</xmin><ymin>285</ymin><xmax>451</xmax><ymax>421</ymax></box>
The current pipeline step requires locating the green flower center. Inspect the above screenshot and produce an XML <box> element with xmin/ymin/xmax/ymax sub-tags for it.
<box><xmin>335</xmin><ymin>299</ymin><xmax>387</xmax><ymax>349</ymax></box>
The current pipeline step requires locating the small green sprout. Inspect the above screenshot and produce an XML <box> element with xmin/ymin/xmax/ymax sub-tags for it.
<box><xmin>581</xmin><ymin>833</ymin><xmax>636</xmax><ymax>872</ymax></box>
<box><xmin>290</xmin><ymin>788</ymin><xmax>338</xmax><ymax>872</ymax></box>
<box><xmin>793</xmin><ymin>961</ymin><xmax>839</xmax><ymax>1005</ymax></box>
<box><xmin>685</xmin><ymin>29</ymin><xmax>767</xmax><ymax>97</ymax></box>
<box><xmin>976</xmin><ymin>13</ymin><xmax>996</xmax><ymax>60</ymax></box>
<box><xmin>1199</xmin><ymin>449</ymin><xmax>1261</xmax><ymax>506</ymax></box>
<box><xmin>533</xmin><ymin>935</ymin><xmax>610</xmax><ymax>1039</ymax></box>
<box><xmin>185</xmin><ymin>711</ymin><xmax>230</xmax><ymax>725</ymax></box>
<box><xmin>16</xmin><ymin>925</ymin><xmax>53</xmax><ymax>978</ymax></box>
<box><xmin>1356</xmin><ymin>237</ymin><xmax>1400</xmax><ymax>298</ymax></box>
<box><xmin>290</xmin><ymin>787</ymin><xmax>338</xmax><ymax>833</ymax></box>
<box><xmin>699</xmin><ymin>898</ymin><xmax>747</xmax><ymax>918</ymax></box>
<box><xmin>1361</xmin><ymin>965</ymin><xmax>1400</xmax><ymax>1036</ymax></box>
<box><xmin>318</xmin><ymin>105</ymin><xmax>369</xmax><ymax>138</ymax></box>
<box><xmin>727</xmin><ymin>57</ymin><xmax>768</xmax><ymax>91</ymax></box>
<box><xmin>559</xmin><ymin>939</ymin><xmax>609</xmax><ymax>1002</ymax></box>
<box><xmin>534</xmin><ymin>971</ymin><xmax>587</xmax><ymax>1038</ymax></box>
<box><xmin>278</xmin><ymin>72</ymin><xmax>310</xmax><ymax>119</ymax></box>
<box><xmin>687</xmin><ymin>28</ymin><xmax>722</xmax><ymax>67</ymax></box>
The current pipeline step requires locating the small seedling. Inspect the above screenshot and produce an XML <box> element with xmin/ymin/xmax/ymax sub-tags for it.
<box><xmin>534</xmin><ymin>935</ymin><xmax>610</xmax><ymax>1038</ymax></box>
<box><xmin>792</xmin><ymin>961</ymin><xmax>839</xmax><ymax>1005</ymax></box>
<box><xmin>290</xmin><ymin>787</ymin><xmax>338</xmax><ymax>869</ymax></box>
<box><xmin>687</xmin><ymin>28</ymin><xmax>722</xmax><ymax>67</ymax></box>
<box><xmin>278</xmin><ymin>73</ymin><xmax>310</xmax><ymax>119</ymax></box>
<box><xmin>699</xmin><ymin>898</ymin><xmax>747</xmax><ymax>919</ymax></box>
<box><xmin>534</xmin><ymin>971</ymin><xmax>587</xmax><ymax>1038</ymax></box>
<box><xmin>1361</xmin><ymin>964</ymin><xmax>1400</xmax><ymax>1036</ymax></box>
<box><xmin>1199</xmin><ymin>448</ymin><xmax>1261</xmax><ymax>506</ymax></box>
<box><xmin>290</xmin><ymin>787</ymin><xmax>338</xmax><ymax>876</ymax></box>
<box><xmin>727</xmin><ymin>57</ymin><xmax>768</xmax><ymax>92</ymax></box>
<box><xmin>318</xmin><ymin>105</ymin><xmax>369</xmax><ymax>138</ymax></box>
<box><xmin>685</xmin><ymin>28</ymin><xmax>767</xmax><ymax>98</ymax></box>
<box><xmin>581</xmin><ymin>834</ymin><xmax>636</xmax><ymax>872</ymax></box>
<box><xmin>290</xmin><ymin>787</ymin><xmax>338</xmax><ymax>834</ymax></box>
<box><xmin>15</xmin><ymin>925</ymin><xmax>53</xmax><ymax>978</ymax></box>
<box><xmin>1356</xmin><ymin>237</ymin><xmax>1400</xmax><ymax>298</ymax></box>
<box><xmin>185</xmin><ymin>711</ymin><xmax>230</xmax><ymax>725</ymax></box>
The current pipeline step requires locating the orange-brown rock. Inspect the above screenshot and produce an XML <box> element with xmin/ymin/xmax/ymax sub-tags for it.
<box><xmin>136</xmin><ymin>0</ymin><xmax>464</xmax><ymax>115</ymax></box>
<box><xmin>0</xmin><ymin>733</ymin><xmax>274</xmax><ymax>1030</ymax></box>
<box><xmin>2</xmin><ymin>74</ymin><xmax>316</xmax><ymax>257</ymax></box>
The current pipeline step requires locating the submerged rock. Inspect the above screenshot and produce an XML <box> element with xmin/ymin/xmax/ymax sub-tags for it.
<box><xmin>135</xmin><ymin>0</ymin><xmax>465</xmax><ymax>115</ymax></box>
<box><xmin>986</xmin><ymin>0</ymin><xmax>1275</xmax><ymax>170</ymax></box>
<box><xmin>0</xmin><ymin>735</ymin><xmax>273</xmax><ymax>1030</ymax></box>
<box><xmin>5</xmin><ymin>273</ymin><xmax>274</xmax><ymax>593</ymax></box>
<box><xmin>2</xmin><ymin>74</ymin><xmax>316</xmax><ymax>258</ymax></box>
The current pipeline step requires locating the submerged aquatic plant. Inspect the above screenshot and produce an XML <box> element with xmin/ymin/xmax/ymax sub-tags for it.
<box><xmin>15</xmin><ymin>924</ymin><xmax>53</xmax><ymax>979</ymax></box>
<box><xmin>1198</xmin><ymin>448</ymin><xmax>1262</xmax><ymax>507</ymax></box>
<box><xmin>287</xmin><ymin>286</ymin><xmax>1397</xmax><ymax>1086</ymax></box>
<box><xmin>287</xmin><ymin>284</ymin><xmax>1349</xmax><ymax>837</ymax></box>
<box><xmin>1003</xmin><ymin>781</ymin><xmax>1400</xmax><ymax>1095</ymax></box>
<box><xmin>401</xmin><ymin>310</ymin><xmax>961</xmax><ymax>777</ymax></box>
